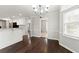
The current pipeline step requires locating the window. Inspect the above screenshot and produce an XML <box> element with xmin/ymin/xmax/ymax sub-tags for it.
<box><xmin>63</xmin><ymin>8</ymin><xmax>79</xmax><ymax>38</ymax></box>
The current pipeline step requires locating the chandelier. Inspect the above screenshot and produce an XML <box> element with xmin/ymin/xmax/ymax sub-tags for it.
<box><xmin>32</xmin><ymin>5</ymin><xmax>50</xmax><ymax>17</ymax></box>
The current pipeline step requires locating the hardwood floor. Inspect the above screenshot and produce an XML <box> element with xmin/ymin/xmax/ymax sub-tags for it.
<box><xmin>48</xmin><ymin>39</ymin><xmax>72</xmax><ymax>53</ymax></box>
<box><xmin>30</xmin><ymin>37</ymin><xmax>72</xmax><ymax>53</ymax></box>
<box><xmin>0</xmin><ymin>36</ymin><xmax>72</xmax><ymax>53</ymax></box>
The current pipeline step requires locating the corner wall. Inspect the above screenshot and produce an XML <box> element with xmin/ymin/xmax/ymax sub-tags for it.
<box><xmin>47</xmin><ymin>10</ymin><xmax>60</xmax><ymax>40</ymax></box>
<box><xmin>59</xmin><ymin>5</ymin><xmax>79</xmax><ymax>52</ymax></box>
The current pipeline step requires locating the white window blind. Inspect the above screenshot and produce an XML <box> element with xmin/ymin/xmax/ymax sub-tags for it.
<box><xmin>63</xmin><ymin>8</ymin><xmax>79</xmax><ymax>38</ymax></box>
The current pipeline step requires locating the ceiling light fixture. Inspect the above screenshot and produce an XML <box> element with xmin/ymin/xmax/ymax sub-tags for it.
<box><xmin>32</xmin><ymin>5</ymin><xmax>50</xmax><ymax>17</ymax></box>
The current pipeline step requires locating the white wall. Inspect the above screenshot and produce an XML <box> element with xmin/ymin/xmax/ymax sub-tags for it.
<box><xmin>0</xmin><ymin>29</ymin><xmax>25</xmax><ymax>49</ymax></box>
<box><xmin>31</xmin><ymin>16</ymin><xmax>41</xmax><ymax>37</ymax></box>
<box><xmin>31</xmin><ymin>6</ymin><xmax>60</xmax><ymax>40</ymax></box>
<box><xmin>46</xmin><ymin>9</ymin><xmax>60</xmax><ymax>40</ymax></box>
<box><xmin>59</xmin><ymin>5</ymin><xmax>79</xmax><ymax>52</ymax></box>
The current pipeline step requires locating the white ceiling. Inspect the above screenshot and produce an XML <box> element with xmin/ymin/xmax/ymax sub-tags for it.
<box><xmin>48</xmin><ymin>5</ymin><xmax>60</xmax><ymax>12</ymax></box>
<box><xmin>0</xmin><ymin>5</ymin><xmax>33</xmax><ymax>18</ymax></box>
<box><xmin>0</xmin><ymin>5</ymin><xmax>60</xmax><ymax>18</ymax></box>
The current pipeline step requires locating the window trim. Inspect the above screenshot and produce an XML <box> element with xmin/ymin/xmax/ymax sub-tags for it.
<box><xmin>62</xmin><ymin>6</ymin><xmax>79</xmax><ymax>40</ymax></box>
<box><xmin>63</xmin><ymin>33</ymin><xmax>79</xmax><ymax>40</ymax></box>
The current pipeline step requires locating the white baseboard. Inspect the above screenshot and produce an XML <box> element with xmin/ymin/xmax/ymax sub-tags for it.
<box><xmin>48</xmin><ymin>38</ymin><xmax>58</xmax><ymax>40</ymax></box>
<box><xmin>48</xmin><ymin>39</ymin><xmax>58</xmax><ymax>40</ymax></box>
<box><xmin>59</xmin><ymin>42</ymin><xmax>77</xmax><ymax>53</ymax></box>
<box><xmin>32</xmin><ymin>35</ymin><xmax>41</xmax><ymax>37</ymax></box>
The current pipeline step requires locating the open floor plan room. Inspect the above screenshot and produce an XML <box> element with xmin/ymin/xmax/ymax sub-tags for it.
<box><xmin>0</xmin><ymin>5</ymin><xmax>78</xmax><ymax>53</ymax></box>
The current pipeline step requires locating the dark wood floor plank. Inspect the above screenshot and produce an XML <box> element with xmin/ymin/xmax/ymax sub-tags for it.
<box><xmin>0</xmin><ymin>36</ymin><xmax>72</xmax><ymax>53</ymax></box>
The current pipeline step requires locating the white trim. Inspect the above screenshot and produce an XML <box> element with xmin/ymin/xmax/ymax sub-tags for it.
<box><xmin>63</xmin><ymin>34</ymin><xmax>79</xmax><ymax>40</ymax></box>
<box><xmin>31</xmin><ymin>35</ymin><xmax>41</xmax><ymax>37</ymax></box>
<box><xmin>62</xmin><ymin>6</ymin><xmax>79</xmax><ymax>41</ymax></box>
<box><xmin>48</xmin><ymin>38</ymin><xmax>58</xmax><ymax>40</ymax></box>
<box><xmin>59</xmin><ymin>32</ymin><xmax>79</xmax><ymax>40</ymax></box>
<box><xmin>59</xmin><ymin>42</ymin><xmax>77</xmax><ymax>53</ymax></box>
